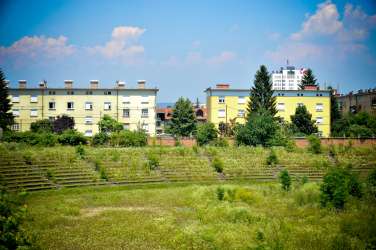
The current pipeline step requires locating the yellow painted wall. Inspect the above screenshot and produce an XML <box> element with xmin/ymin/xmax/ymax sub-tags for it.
<box><xmin>206</xmin><ymin>94</ymin><xmax>331</xmax><ymax>137</ymax></box>
<box><xmin>9</xmin><ymin>89</ymin><xmax>157</xmax><ymax>135</ymax></box>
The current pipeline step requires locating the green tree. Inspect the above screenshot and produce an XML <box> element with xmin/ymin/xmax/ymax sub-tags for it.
<box><xmin>196</xmin><ymin>122</ymin><xmax>218</xmax><ymax>146</ymax></box>
<box><xmin>98</xmin><ymin>115</ymin><xmax>123</xmax><ymax>134</ymax></box>
<box><xmin>235</xmin><ymin>109</ymin><xmax>279</xmax><ymax>146</ymax></box>
<box><xmin>290</xmin><ymin>105</ymin><xmax>318</xmax><ymax>135</ymax></box>
<box><xmin>30</xmin><ymin>119</ymin><xmax>53</xmax><ymax>133</ymax></box>
<box><xmin>299</xmin><ymin>68</ymin><xmax>317</xmax><ymax>90</ymax></box>
<box><xmin>246</xmin><ymin>65</ymin><xmax>277</xmax><ymax>118</ymax></box>
<box><xmin>0</xmin><ymin>69</ymin><xmax>14</xmax><ymax>131</ymax></box>
<box><xmin>53</xmin><ymin>115</ymin><xmax>75</xmax><ymax>133</ymax></box>
<box><xmin>168</xmin><ymin>97</ymin><xmax>197</xmax><ymax>137</ymax></box>
<box><xmin>331</xmin><ymin>112</ymin><xmax>376</xmax><ymax>138</ymax></box>
<box><xmin>279</xmin><ymin>169</ymin><xmax>291</xmax><ymax>191</ymax></box>
<box><xmin>328</xmin><ymin>86</ymin><xmax>341</xmax><ymax>129</ymax></box>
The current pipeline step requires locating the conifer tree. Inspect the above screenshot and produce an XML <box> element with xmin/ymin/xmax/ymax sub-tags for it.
<box><xmin>0</xmin><ymin>69</ymin><xmax>14</xmax><ymax>131</ymax></box>
<box><xmin>299</xmin><ymin>68</ymin><xmax>317</xmax><ymax>90</ymax></box>
<box><xmin>168</xmin><ymin>97</ymin><xmax>196</xmax><ymax>137</ymax></box>
<box><xmin>327</xmin><ymin>86</ymin><xmax>341</xmax><ymax>127</ymax></box>
<box><xmin>246</xmin><ymin>65</ymin><xmax>277</xmax><ymax>119</ymax></box>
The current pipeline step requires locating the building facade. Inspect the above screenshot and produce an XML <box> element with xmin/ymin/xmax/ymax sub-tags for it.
<box><xmin>205</xmin><ymin>84</ymin><xmax>331</xmax><ymax>137</ymax></box>
<box><xmin>272</xmin><ymin>66</ymin><xmax>306</xmax><ymax>90</ymax></box>
<box><xmin>336</xmin><ymin>88</ymin><xmax>376</xmax><ymax>116</ymax></box>
<box><xmin>9</xmin><ymin>80</ymin><xmax>158</xmax><ymax>136</ymax></box>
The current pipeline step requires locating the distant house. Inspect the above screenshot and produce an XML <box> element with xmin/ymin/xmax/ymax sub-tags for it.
<box><xmin>336</xmin><ymin>88</ymin><xmax>376</xmax><ymax>116</ymax></box>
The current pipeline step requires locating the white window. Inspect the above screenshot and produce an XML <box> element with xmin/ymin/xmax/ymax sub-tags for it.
<box><xmin>141</xmin><ymin>96</ymin><xmax>149</xmax><ymax>104</ymax></box>
<box><xmin>142</xmin><ymin>123</ymin><xmax>149</xmax><ymax>132</ymax></box>
<box><xmin>238</xmin><ymin>96</ymin><xmax>246</xmax><ymax>104</ymax></box>
<box><xmin>85</xmin><ymin>102</ymin><xmax>93</xmax><ymax>110</ymax></box>
<box><xmin>218</xmin><ymin>96</ymin><xmax>225</xmax><ymax>103</ymax></box>
<box><xmin>12</xmin><ymin>109</ymin><xmax>20</xmax><ymax>117</ymax></box>
<box><xmin>30</xmin><ymin>95</ymin><xmax>38</xmax><ymax>103</ymax></box>
<box><xmin>12</xmin><ymin>95</ymin><xmax>19</xmax><ymax>103</ymax></box>
<box><xmin>316</xmin><ymin>103</ymin><xmax>323</xmax><ymax>112</ymax></box>
<box><xmin>104</xmin><ymin>102</ymin><xmax>111</xmax><ymax>110</ymax></box>
<box><xmin>84</xmin><ymin>130</ymin><xmax>93</xmax><ymax>136</ymax></box>
<box><xmin>11</xmin><ymin>123</ymin><xmax>20</xmax><ymax>131</ymax></box>
<box><xmin>277</xmin><ymin>103</ymin><xmax>285</xmax><ymax>111</ymax></box>
<box><xmin>48</xmin><ymin>116</ymin><xmax>55</xmax><ymax>121</ymax></box>
<box><xmin>218</xmin><ymin>109</ymin><xmax>225</xmax><ymax>118</ymax></box>
<box><xmin>85</xmin><ymin>116</ymin><xmax>93</xmax><ymax>124</ymax></box>
<box><xmin>123</xmin><ymin>109</ymin><xmax>130</xmax><ymax>118</ymax></box>
<box><xmin>316</xmin><ymin>117</ymin><xmax>323</xmax><ymax>124</ymax></box>
<box><xmin>30</xmin><ymin>109</ymin><xmax>38</xmax><ymax>117</ymax></box>
<box><xmin>123</xmin><ymin>123</ymin><xmax>130</xmax><ymax>130</ymax></box>
<box><xmin>141</xmin><ymin>109</ymin><xmax>148</xmax><ymax>117</ymax></box>
<box><xmin>297</xmin><ymin>103</ymin><xmax>304</xmax><ymax>107</ymax></box>
<box><xmin>238</xmin><ymin>109</ymin><xmax>245</xmax><ymax>117</ymax></box>
<box><xmin>122</xmin><ymin>96</ymin><xmax>130</xmax><ymax>104</ymax></box>
<box><xmin>49</xmin><ymin>102</ymin><xmax>55</xmax><ymax>110</ymax></box>
<box><xmin>104</xmin><ymin>91</ymin><xmax>111</xmax><ymax>95</ymax></box>
<box><xmin>67</xmin><ymin>102</ymin><xmax>74</xmax><ymax>110</ymax></box>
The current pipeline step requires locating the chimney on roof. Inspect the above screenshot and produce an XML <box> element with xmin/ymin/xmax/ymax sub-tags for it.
<box><xmin>64</xmin><ymin>80</ymin><xmax>73</xmax><ymax>89</ymax></box>
<box><xmin>90</xmin><ymin>80</ymin><xmax>99</xmax><ymax>89</ymax></box>
<box><xmin>117</xmin><ymin>81</ymin><xmax>125</xmax><ymax>89</ymax></box>
<box><xmin>137</xmin><ymin>80</ymin><xmax>146</xmax><ymax>89</ymax></box>
<box><xmin>303</xmin><ymin>85</ymin><xmax>318</xmax><ymax>91</ymax></box>
<box><xmin>18</xmin><ymin>80</ymin><xmax>26</xmax><ymax>89</ymax></box>
<box><xmin>216</xmin><ymin>83</ymin><xmax>230</xmax><ymax>89</ymax></box>
<box><xmin>39</xmin><ymin>80</ymin><xmax>47</xmax><ymax>89</ymax></box>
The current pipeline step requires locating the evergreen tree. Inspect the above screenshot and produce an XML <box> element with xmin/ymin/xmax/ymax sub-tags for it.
<box><xmin>168</xmin><ymin>97</ymin><xmax>196</xmax><ymax>137</ymax></box>
<box><xmin>290</xmin><ymin>105</ymin><xmax>318</xmax><ymax>135</ymax></box>
<box><xmin>299</xmin><ymin>68</ymin><xmax>317</xmax><ymax>90</ymax></box>
<box><xmin>0</xmin><ymin>69</ymin><xmax>14</xmax><ymax>131</ymax></box>
<box><xmin>246</xmin><ymin>65</ymin><xmax>277</xmax><ymax>119</ymax></box>
<box><xmin>327</xmin><ymin>86</ymin><xmax>341</xmax><ymax>128</ymax></box>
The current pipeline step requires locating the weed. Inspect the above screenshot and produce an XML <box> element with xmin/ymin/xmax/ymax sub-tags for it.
<box><xmin>212</xmin><ymin>157</ymin><xmax>224</xmax><ymax>173</ymax></box>
<box><xmin>307</xmin><ymin>135</ymin><xmax>321</xmax><ymax>154</ymax></box>
<box><xmin>279</xmin><ymin>170</ymin><xmax>291</xmax><ymax>191</ymax></box>
<box><xmin>266</xmin><ymin>148</ymin><xmax>278</xmax><ymax>166</ymax></box>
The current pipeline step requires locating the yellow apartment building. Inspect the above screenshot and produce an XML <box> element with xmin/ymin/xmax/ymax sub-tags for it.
<box><xmin>205</xmin><ymin>84</ymin><xmax>331</xmax><ymax>137</ymax></box>
<box><xmin>8</xmin><ymin>80</ymin><xmax>158</xmax><ymax>136</ymax></box>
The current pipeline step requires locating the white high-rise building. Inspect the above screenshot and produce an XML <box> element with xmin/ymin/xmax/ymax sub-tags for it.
<box><xmin>272</xmin><ymin>66</ymin><xmax>306</xmax><ymax>90</ymax></box>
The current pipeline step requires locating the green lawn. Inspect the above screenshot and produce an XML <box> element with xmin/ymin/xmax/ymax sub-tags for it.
<box><xmin>25</xmin><ymin>182</ymin><xmax>375</xmax><ymax>250</ymax></box>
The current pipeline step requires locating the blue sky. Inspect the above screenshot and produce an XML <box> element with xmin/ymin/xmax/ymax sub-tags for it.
<box><xmin>0</xmin><ymin>0</ymin><xmax>375</xmax><ymax>102</ymax></box>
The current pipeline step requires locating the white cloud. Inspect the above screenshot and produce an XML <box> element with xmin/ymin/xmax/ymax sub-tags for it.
<box><xmin>267</xmin><ymin>1</ymin><xmax>375</xmax><ymax>64</ymax></box>
<box><xmin>207</xmin><ymin>51</ymin><xmax>236</xmax><ymax>65</ymax></box>
<box><xmin>88</xmin><ymin>26</ymin><xmax>146</xmax><ymax>62</ymax></box>
<box><xmin>186</xmin><ymin>52</ymin><xmax>202</xmax><ymax>64</ymax></box>
<box><xmin>291</xmin><ymin>1</ymin><xmax>342</xmax><ymax>40</ymax></box>
<box><xmin>0</xmin><ymin>35</ymin><xmax>75</xmax><ymax>61</ymax></box>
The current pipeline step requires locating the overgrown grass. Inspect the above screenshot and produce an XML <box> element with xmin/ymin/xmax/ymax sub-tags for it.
<box><xmin>24</xmin><ymin>182</ymin><xmax>376</xmax><ymax>249</ymax></box>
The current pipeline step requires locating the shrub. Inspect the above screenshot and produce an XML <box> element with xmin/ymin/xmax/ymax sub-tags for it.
<box><xmin>216</xmin><ymin>186</ymin><xmax>225</xmax><ymax>201</ymax></box>
<box><xmin>75</xmin><ymin>145</ymin><xmax>85</xmax><ymax>159</ymax></box>
<box><xmin>110</xmin><ymin>130</ymin><xmax>147</xmax><ymax>147</ymax></box>
<box><xmin>367</xmin><ymin>169</ymin><xmax>376</xmax><ymax>198</ymax></box>
<box><xmin>92</xmin><ymin>132</ymin><xmax>109</xmax><ymax>146</ymax></box>
<box><xmin>147</xmin><ymin>153</ymin><xmax>159</xmax><ymax>170</ymax></box>
<box><xmin>279</xmin><ymin>170</ymin><xmax>291</xmax><ymax>191</ymax></box>
<box><xmin>212</xmin><ymin>157</ymin><xmax>224</xmax><ymax>173</ymax></box>
<box><xmin>174</xmin><ymin>138</ymin><xmax>181</xmax><ymax>147</ymax></box>
<box><xmin>30</xmin><ymin>119</ymin><xmax>53</xmax><ymax>133</ymax></box>
<box><xmin>320</xmin><ymin>167</ymin><xmax>363</xmax><ymax>209</ymax></box>
<box><xmin>196</xmin><ymin>122</ymin><xmax>218</xmax><ymax>146</ymax></box>
<box><xmin>209</xmin><ymin>137</ymin><xmax>229</xmax><ymax>147</ymax></box>
<box><xmin>98</xmin><ymin>115</ymin><xmax>123</xmax><ymax>133</ymax></box>
<box><xmin>192</xmin><ymin>145</ymin><xmax>199</xmax><ymax>154</ymax></box>
<box><xmin>2</xmin><ymin>131</ymin><xmax>57</xmax><ymax>146</ymax></box>
<box><xmin>307</xmin><ymin>135</ymin><xmax>321</xmax><ymax>154</ymax></box>
<box><xmin>266</xmin><ymin>148</ymin><xmax>278</xmax><ymax>166</ymax></box>
<box><xmin>58</xmin><ymin>129</ymin><xmax>87</xmax><ymax>146</ymax></box>
<box><xmin>99</xmin><ymin>167</ymin><xmax>108</xmax><ymax>181</ymax></box>
<box><xmin>46</xmin><ymin>169</ymin><xmax>55</xmax><ymax>180</ymax></box>
<box><xmin>0</xmin><ymin>186</ymin><xmax>34</xmax><ymax>249</ymax></box>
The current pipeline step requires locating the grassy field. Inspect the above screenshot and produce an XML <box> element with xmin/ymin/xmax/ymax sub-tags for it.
<box><xmin>24</xmin><ymin>182</ymin><xmax>375</xmax><ymax>250</ymax></box>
